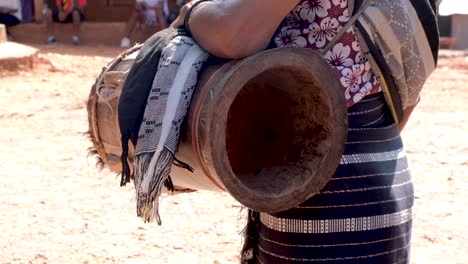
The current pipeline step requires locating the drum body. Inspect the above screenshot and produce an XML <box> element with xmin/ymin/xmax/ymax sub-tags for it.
<box><xmin>87</xmin><ymin>46</ymin><xmax>348</xmax><ymax>212</ymax></box>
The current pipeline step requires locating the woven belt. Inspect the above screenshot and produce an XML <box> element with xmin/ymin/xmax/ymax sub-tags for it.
<box><xmin>260</xmin><ymin>209</ymin><xmax>412</xmax><ymax>234</ymax></box>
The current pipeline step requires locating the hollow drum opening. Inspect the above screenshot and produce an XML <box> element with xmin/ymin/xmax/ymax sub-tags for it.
<box><xmin>226</xmin><ymin>67</ymin><xmax>332</xmax><ymax>198</ymax></box>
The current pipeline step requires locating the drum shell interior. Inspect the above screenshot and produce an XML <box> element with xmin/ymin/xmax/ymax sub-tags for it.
<box><xmin>190</xmin><ymin>48</ymin><xmax>348</xmax><ymax>212</ymax></box>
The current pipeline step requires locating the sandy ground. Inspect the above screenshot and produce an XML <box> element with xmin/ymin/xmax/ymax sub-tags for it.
<box><xmin>0</xmin><ymin>44</ymin><xmax>466</xmax><ymax>264</ymax></box>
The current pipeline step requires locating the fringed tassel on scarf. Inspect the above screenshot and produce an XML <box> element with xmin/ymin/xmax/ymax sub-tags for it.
<box><xmin>241</xmin><ymin>210</ymin><xmax>260</xmax><ymax>264</ymax></box>
<box><xmin>173</xmin><ymin>156</ymin><xmax>194</xmax><ymax>172</ymax></box>
<box><xmin>120</xmin><ymin>136</ymin><xmax>132</xmax><ymax>187</ymax></box>
<box><xmin>134</xmin><ymin>147</ymin><xmax>175</xmax><ymax>224</ymax></box>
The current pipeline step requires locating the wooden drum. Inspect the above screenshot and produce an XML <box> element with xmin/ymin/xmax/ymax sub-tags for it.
<box><xmin>87</xmin><ymin>46</ymin><xmax>348</xmax><ymax>213</ymax></box>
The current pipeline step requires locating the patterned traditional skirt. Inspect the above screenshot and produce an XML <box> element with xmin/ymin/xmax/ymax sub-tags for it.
<box><xmin>244</xmin><ymin>92</ymin><xmax>414</xmax><ymax>264</ymax></box>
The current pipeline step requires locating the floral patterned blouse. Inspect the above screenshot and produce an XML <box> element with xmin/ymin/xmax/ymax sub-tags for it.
<box><xmin>274</xmin><ymin>0</ymin><xmax>381</xmax><ymax>107</ymax></box>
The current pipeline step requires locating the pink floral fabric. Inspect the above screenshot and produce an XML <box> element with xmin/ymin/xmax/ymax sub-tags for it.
<box><xmin>274</xmin><ymin>0</ymin><xmax>381</xmax><ymax>107</ymax></box>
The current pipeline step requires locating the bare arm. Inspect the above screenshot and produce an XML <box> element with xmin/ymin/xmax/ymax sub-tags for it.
<box><xmin>187</xmin><ymin>0</ymin><xmax>300</xmax><ymax>58</ymax></box>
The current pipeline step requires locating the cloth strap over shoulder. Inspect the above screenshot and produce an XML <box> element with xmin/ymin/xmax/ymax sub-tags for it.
<box><xmin>354</xmin><ymin>0</ymin><xmax>439</xmax><ymax>117</ymax></box>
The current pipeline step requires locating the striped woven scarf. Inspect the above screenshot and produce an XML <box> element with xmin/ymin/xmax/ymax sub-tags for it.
<box><xmin>132</xmin><ymin>36</ymin><xmax>209</xmax><ymax>224</ymax></box>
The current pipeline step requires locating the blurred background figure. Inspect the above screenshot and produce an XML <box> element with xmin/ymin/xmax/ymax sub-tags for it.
<box><xmin>120</xmin><ymin>0</ymin><xmax>169</xmax><ymax>48</ymax></box>
<box><xmin>44</xmin><ymin>0</ymin><xmax>87</xmax><ymax>45</ymax></box>
<box><xmin>0</xmin><ymin>0</ymin><xmax>22</xmax><ymax>39</ymax></box>
<box><xmin>5</xmin><ymin>0</ymin><xmax>44</xmax><ymax>24</ymax></box>
<box><xmin>19</xmin><ymin>0</ymin><xmax>33</xmax><ymax>23</ymax></box>
<box><xmin>165</xmin><ymin>0</ymin><xmax>188</xmax><ymax>25</ymax></box>
<box><xmin>32</xmin><ymin>0</ymin><xmax>43</xmax><ymax>22</ymax></box>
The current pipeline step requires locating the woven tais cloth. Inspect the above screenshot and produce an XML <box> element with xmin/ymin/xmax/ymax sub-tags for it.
<box><xmin>118</xmin><ymin>27</ymin><xmax>209</xmax><ymax>224</ymax></box>
<box><xmin>134</xmin><ymin>37</ymin><xmax>208</xmax><ymax>224</ymax></box>
<box><xmin>241</xmin><ymin>93</ymin><xmax>414</xmax><ymax>264</ymax></box>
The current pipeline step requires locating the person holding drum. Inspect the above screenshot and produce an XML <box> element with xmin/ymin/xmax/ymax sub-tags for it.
<box><xmin>172</xmin><ymin>0</ymin><xmax>440</xmax><ymax>263</ymax></box>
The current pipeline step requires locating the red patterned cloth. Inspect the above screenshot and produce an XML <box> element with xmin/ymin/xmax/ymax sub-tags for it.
<box><xmin>274</xmin><ymin>0</ymin><xmax>381</xmax><ymax>107</ymax></box>
<box><xmin>55</xmin><ymin>0</ymin><xmax>87</xmax><ymax>13</ymax></box>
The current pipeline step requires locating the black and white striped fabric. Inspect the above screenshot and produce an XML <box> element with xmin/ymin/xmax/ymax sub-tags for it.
<box><xmin>133</xmin><ymin>36</ymin><xmax>209</xmax><ymax>224</ymax></box>
<box><xmin>250</xmin><ymin>92</ymin><xmax>414</xmax><ymax>263</ymax></box>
